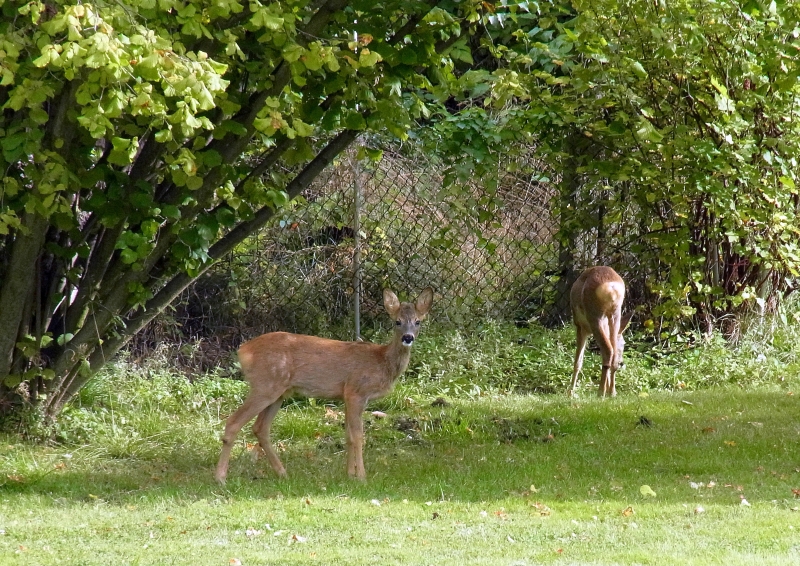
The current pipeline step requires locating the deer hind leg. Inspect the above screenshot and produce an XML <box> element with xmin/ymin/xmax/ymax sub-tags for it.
<box><xmin>594</xmin><ymin>318</ymin><xmax>615</xmax><ymax>397</ymax></box>
<box><xmin>344</xmin><ymin>394</ymin><xmax>368</xmax><ymax>480</ymax></box>
<box><xmin>606</xmin><ymin>313</ymin><xmax>622</xmax><ymax>397</ymax></box>
<box><xmin>252</xmin><ymin>399</ymin><xmax>286</xmax><ymax>477</ymax></box>
<box><xmin>215</xmin><ymin>393</ymin><xmax>281</xmax><ymax>483</ymax></box>
<box><xmin>569</xmin><ymin>323</ymin><xmax>590</xmax><ymax>397</ymax></box>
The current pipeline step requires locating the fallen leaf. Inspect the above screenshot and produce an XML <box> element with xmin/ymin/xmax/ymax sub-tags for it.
<box><xmin>640</xmin><ymin>485</ymin><xmax>657</xmax><ymax>497</ymax></box>
<box><xmin>529</xmin><ymin>485</ymin><xmax>539</xmax><ymax>493</ymax></box>
<box><xmin>371</xmin><ymin>411</ymin><xmax>387</xmax><ymax>419</ymax></box>
<box><xmin>701</xmin><ymin>427</ymin><xmax>716</xmax><ymax>434</ymax></box>
<box><xmin>621</xmin><ymin>506</ymin><xmax>635</xmax><ymax>517</ymax></box>
<box><xmin>432</xmin><ymin>512</ymin><xmax>439</xmax><ymax>520</ymax></box>
<box><xmin>229</xmin><ymin>559</ymin><xmax>242</xmax><ymax>566</ymax></box>
<box><xmin>694</xmin><ymin>506</ymin><xmax>705</xmax><ymax>514</ymax></box>
<box><xmin>507</xmin><ymin>535</ymin><xmax>515</xmax><ymax>543</ymax></box>
<box><xmin>724</xmin><ymin>441</ymin><xmax>737</xmax><ymax>447</ymax></box>
<box><xmin>370</xmin><ymin>499</ymin><xmax>381</xmax><ymax>507</ymax></box>
<box><xmin>530</xmin><ymin>502</ymin><xmax>551</xmax><ymax>516</ymax></box>
<box><xmin>740</xmin><ymin>498</ymin><xmax>751</xmax><ymax>507</ymax></box>
<box><xmin>792</xmin><ymin>489</ymin><xmax>800</xmax><ymax>498</ymax></box>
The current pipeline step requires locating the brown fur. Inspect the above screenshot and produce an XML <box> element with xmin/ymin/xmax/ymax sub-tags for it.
<box><xmin>569</xmin><ymin>267</ymin><xmax>632</xmax><ymax>397</ymax></box>
<box><xmin>215</xmin><ymin>288</ymin><xmax>434</xmax><ymax>482</ymax></box>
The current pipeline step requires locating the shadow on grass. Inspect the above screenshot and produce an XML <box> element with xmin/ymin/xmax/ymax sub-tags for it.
<box><xmin>3</xmin><ymin>389</ymin><xmax>798</xmax><ymax>508</ymax></box>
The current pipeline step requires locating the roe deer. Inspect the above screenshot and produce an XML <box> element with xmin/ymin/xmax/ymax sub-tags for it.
<box><xmin>569</xmin><ymin>266</ymin><xmax>632</xmax><ymax>397</ymax></box>
<box><xmin>215</xmin><ymin>287</ymin><xmax>434</xmax><ymax>482</ymax></box>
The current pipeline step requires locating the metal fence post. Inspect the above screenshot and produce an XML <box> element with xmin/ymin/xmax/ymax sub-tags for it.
<box><xmin>352</xmin><ymin>145</ymin><xmax>363</xmax><ymax>341</ymax></box>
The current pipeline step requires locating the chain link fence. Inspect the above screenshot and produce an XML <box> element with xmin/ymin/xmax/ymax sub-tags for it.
<box><xmin>131</xmin><ymin>142</ymin><xmax>609</xmax><ymax>367</ymax></box>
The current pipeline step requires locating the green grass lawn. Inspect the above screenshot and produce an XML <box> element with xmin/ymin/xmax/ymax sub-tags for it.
<box><xmin>2</xmin><ymin>382</ymin><xmax>799</xmax><ymax>565</ymax></box>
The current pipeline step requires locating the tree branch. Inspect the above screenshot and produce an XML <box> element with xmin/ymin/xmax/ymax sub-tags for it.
<box><xmin>85</xmin><ymin>129</ymin><xmax>359</xmax><ymax>370</ymax></box>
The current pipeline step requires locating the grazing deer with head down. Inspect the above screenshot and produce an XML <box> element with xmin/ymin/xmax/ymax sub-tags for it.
<box><xmin>569</xmin><ymin>266</ymin><xmax>632</xmax><ymax>397</ymax></box>
<box><xmin>215</xmin><ymin>287</ymin><xmax>434</xmax><ymax>482</ymax></box>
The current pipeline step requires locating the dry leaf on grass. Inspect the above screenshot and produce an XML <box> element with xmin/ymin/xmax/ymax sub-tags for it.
<box><xmin>621</xmin><ymin>506</ymin><xmax>635</xmax><ymax>517</ymax></box>
<box><xmin>530</xmin><ymin>502</ymin><xmax>551</xmax><ymax>516</ymax></box>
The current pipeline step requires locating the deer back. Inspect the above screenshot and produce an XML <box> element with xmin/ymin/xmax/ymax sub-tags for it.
<box><xmin>570</xmin><ymin>266</ymin><xmax>625</xmax><ymax>326</ymax></box>
<box><xmin>237</xmin><ymin>332</ymin><xmax>397</xmax><ymax>400</ymax></box>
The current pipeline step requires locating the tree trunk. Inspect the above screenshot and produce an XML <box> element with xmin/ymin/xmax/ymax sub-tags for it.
<box><xmin>0</xmin><ymin>212</ymin><xmax>49</xmax><ymax>383</ymax></box>
<box><xmin>543</xmin><ymin>130</ymin><xmax>589</xmax><ymax>327</ymax></box>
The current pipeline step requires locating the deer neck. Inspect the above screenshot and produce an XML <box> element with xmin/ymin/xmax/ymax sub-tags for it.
<box><xmin>385</xmin><ymin>333</ymin><xmax>413</xmax><ymax>378</ymax></box>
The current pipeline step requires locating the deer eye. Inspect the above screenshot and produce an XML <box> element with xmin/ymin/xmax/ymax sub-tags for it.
<box><xmin>395</xmin><ymin>320</ymin><xmax>401</xmax><ymax>326</ymax></box>
<box><xmin>415</xmin><ymin>320</ymin><xmax>420</xmax><ymax>326</ymax></box>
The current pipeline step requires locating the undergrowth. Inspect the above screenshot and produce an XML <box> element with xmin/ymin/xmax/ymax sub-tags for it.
<box><xmin>36</xmin><ymin>312</ymin><xmax>800</xmax><ymax>447</ymax></box>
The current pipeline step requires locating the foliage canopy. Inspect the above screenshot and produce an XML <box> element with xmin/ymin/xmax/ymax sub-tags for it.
<box><xmin>2</xmin><ymin>0</ymin><xmax>800</xmax><ymax>423</ymax></box>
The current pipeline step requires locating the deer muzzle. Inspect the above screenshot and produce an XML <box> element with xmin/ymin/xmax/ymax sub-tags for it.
<box><xmin>401</xmin><ymin>334</ymin><xmax>415</xmax><ymax>346</ymax></box>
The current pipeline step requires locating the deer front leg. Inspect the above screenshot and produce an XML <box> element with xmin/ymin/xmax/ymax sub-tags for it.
<box><xmin>594</xmin><ymin>320</ymin><xmax>615</xmax><ymax>398</ymax></box>
<box><xmin>344</xmin><ymin>394</ymin><xmax>368</xmax><ymax>480</ymax></box>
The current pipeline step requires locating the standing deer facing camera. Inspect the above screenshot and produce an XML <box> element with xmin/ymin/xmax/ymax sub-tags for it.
<box><xmin>215</xmin><ymin>287</ymin><xmax>434</xmax><ymax>483</ymax></box>
<box><xmin>569</xmin><ymin>266</ymin><xmax>632</xmax><ymax>397</ymax></box>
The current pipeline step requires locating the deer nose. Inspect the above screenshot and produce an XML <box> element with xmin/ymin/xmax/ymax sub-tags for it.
<box><xmin>402</xmin><ymin>334</ymin><xmax>415</xmax><ymax>345</ymax></box>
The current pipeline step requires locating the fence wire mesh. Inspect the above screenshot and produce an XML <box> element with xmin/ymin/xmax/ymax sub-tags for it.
<box><xmin>131</xmin><ymin>143</ymin><xmax>584</xmax><ymax>366</ymax></box>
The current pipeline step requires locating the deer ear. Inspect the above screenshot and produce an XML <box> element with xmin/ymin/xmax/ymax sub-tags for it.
<box><xmin>620</xmin><ymin>312</ymin><xmax>633</xmax><ymax>334</ymax></box>
<box><xmin>415</xmin><ymin>287</ymin><xmax>434</xmax><ymax>317</ymax></box>
<box><xmin>383</xmin><ymin>289</ymin><xmax>400</xmax><ymax>317</ymax></box>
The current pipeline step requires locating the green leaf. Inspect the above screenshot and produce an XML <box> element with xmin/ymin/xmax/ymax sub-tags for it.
<box><xmin>186</xmin><ymin>176</ymin><xmax>204</xmax><ymax>190</ymax></box>
<box><xmin>344</xmin><ymin>112</ymin><xmax>366</xmax><ymax>130</ymax></box>
<box><xmin>359</xmin><ymin>49</ymin><xmax>382</xmax><ymax>67</ymax></box>
<box><xmin>640</xmin><ymin>485</ymin><xmax>657</xmax><ymax>497</ymax></box>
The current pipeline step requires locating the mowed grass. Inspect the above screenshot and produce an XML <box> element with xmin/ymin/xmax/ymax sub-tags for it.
<box><xmin>2</xmin><ymin>321</ymin><xmax>800</xmax><ymax>565</ymax></box>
